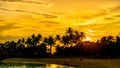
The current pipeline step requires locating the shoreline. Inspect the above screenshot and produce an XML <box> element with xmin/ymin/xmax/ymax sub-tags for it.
<box><xmin>1</xmin><ymin>58</ymin><xmax>120</xmax><ymax>68</ymax></box>
<box><xmin>1</xmin><ymin>58</ymin><xmax>77</xmax><ymax>67</ymax></box>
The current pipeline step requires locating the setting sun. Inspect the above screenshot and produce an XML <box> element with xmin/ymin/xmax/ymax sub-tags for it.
<box><xmin>85</xmin><ymin>37</ymin><xmax>91</xmax><ymax>41</ymax></box>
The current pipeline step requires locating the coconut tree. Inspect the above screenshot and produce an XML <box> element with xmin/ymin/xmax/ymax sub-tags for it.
<box><xmin>25</xmin><ymin>37</ymin><xmax>32</xmax><ymax>47</ymax></box>
<box><xmin>56</xmin><ymin>34</ymin><xmax>61</xmax><ymax>41</ymax></box>
<box><xmin>17</xmin><ymin>38</ymin><xmax>26</xmax><ymax>57</ymax></box>
<box><xmin>115</xmin><ymin>36</ymin><xmax>120</xmax><ymax>57</ymax></box>
<box><xmin>37</xmin><ymin>34</ymin><xmax>42</xmax><ymax>44</ymax></box>
<box><xmin>30</xmin><ymin>34</ymin><xmax>42</xmax><ymax>47</ymax></box>
<box><xmin>44</xmin><ymin>36</ymin><xmax>55</xmax><ymax>54</ymax></box>
<box><xmin>6</xmin><ymin>41</ymin><xmax>17</xmax><ymax>57</ymax></box>
<box><xmin>74</xmin><ymin>30</ymin><xmax>85</xmax><ymax>44</ymax></box>
<box><xmin>63</xmin><ymin>27</ymin><xmax>75</xmax><ymax>46</ymax></box>
<box><xmin>106</xmin><ymin>35</ymin><xmax>114</xmax><ymax>43</ymax></box>
<box><xmin>66</xmin><ymin>27</ymin><xmax>74</xmax><ymax>35</ymax></box>
<box><xmin>61</xmin><ymin>35</ymin><xmax>70</xmax><ymax>47</ymax></box>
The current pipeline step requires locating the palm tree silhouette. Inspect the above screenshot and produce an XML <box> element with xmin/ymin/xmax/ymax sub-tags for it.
<box><xmin>44</xmin><ymin>36</ymin><xmax>55</xmax><ymax>54</ymax></box>
<box><xmin>17</xmin><ymin>38</ymin><xmax>25</xmax><ymax>57</ymax></box>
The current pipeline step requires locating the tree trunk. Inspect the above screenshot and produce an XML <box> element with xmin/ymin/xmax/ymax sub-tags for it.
<box><xmin>50</xmin><ymin>45</ymin><xmax>52</xmax><ymax>54</ymax></box>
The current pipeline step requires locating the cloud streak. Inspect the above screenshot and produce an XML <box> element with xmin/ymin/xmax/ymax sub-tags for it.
<box><xmin>40</xmin><ymin>21</ymin><xmax>60</xmax><ymax>24</ymax></box>
<box><xmin>15</xmin><ymin>9</ymin><xmax>40</xmax><ymax>15</ymax></box>
<box><xmin>0</xmin><ymin>7</ymin><xmax>11</xmax><ymax>11</ymax></box>
<box><xmin>0</xmin><ymin>23</ymin><xmax>22</xmax><ymax>32</ymax></box>
<box><xmin>0</xmin><ymin>0</ymin><xmax>48</xmax><ymax>5</ymax></box>
<box><xmin>0</xmin><ymin>19</ymin><xmax>4</xmax><ymax>21</ymax></box>
<box><xmin>41</xmin><ymin>14</ymin><xmax>57</xmax><ymax>18</ymax></box>
<box><xmin>0</xmin><ymin>7</ymin><xmax>58</xmax><ymax>19</ymax></box>
<box><xmin>15</xmin><ymin>9</ymin><xmax>57</xmax><ymax>18</ymax></box>
<box><xmin>0</xmin><ymin>35</ymin><xmax>22</xmax><ymax>42</ymax></box>
<box><xmin>110</xmin><ymin>5</ymin><xmax>120</xmax><ymax>11</ymax></box>
<box><xmin>0</xmin><ymin>0</ymin><xmax>22</xmax><ymax>2</ymax></box>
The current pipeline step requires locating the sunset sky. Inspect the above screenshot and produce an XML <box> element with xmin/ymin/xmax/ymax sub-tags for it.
<box><xmin>0</xmin><ymin>0</ymin><xmax>120</xmax><ymax>42</ymax></box>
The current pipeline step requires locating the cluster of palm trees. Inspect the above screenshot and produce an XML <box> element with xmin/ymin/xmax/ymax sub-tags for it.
<box><xmin>0</xmin><ymin>27</ymin><xmax>120</xmax><ymax>59</ymax></box>
<box><xmin>55</xmin><ymin>35</ymin><xmax>120</xmax><ymax>58</ymax></box>
<box><xmin>96</xmin><ymin>35</ymin><xmax>120</xmax><ymax>58</ymax></box>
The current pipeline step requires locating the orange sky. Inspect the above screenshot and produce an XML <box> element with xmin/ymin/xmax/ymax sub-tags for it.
<box><xmin>0</xmin><ymin>0</ymin><xmax>120</xmax><ymax>42</ymax></box>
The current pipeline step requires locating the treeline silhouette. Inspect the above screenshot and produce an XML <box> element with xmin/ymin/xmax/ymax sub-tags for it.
<box><xmin>0</xmin><ymin>27</ymin><xmax>120</xmax><ymax>59</ymax></box>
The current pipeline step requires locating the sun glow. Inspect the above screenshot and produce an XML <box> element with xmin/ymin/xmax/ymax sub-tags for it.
<box><xmin>85</xmin><ymin>37</ymin><xmax>91</xmax><ymax>41</ymax></box>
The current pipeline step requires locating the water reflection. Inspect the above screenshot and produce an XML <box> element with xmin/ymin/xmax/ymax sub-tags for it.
<box><xmin>0</xmin><ymin>62</ymin><xmax>74</xmax><ymax>68</ymax></box>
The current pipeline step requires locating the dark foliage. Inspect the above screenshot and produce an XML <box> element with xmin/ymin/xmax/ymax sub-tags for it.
<box><xmin>0</xmin><ymin>27</ymin><xmax>120</xmax><ymax>59</ymax></box>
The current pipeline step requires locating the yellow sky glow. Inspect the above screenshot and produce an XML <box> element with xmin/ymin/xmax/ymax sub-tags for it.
<box><xmin>0</xmin><ymin>0</ymin><xmax>120</xmax><ymax>42</ymax></box>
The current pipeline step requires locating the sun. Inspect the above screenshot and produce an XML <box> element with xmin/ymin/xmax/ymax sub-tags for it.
<box><xmin>85</xmin><ymin>37</ymin><xmax>91</xmax><ymax>41</ymax></box>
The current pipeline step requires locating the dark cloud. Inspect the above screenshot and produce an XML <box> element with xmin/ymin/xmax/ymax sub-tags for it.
<box><xmin>0</xmin><ymin>23</ymin><xmax>22</xmax><ymax>32</ymax></box>
<box><xmin>0</xmin><ymin>0</ymin><xmax>47</xmax><ymax>5</ymax></box>
<box><xmin>22</xmin><ymin>1</ymin><xmax>46</xmax><ymax>5</ymax></box>
<box><xmin>40</xmin><ymin>21</ymin><xmax>60</xmax><ymax>27</ymax></box>
<box><xmin>15</xmin><ymin>10</ymin><xmax>41</xmax><ymax>15</ymax></box>
<box><xmin>40</xmin><ymin>21</ymin><xmax>60</xmax><ymax>24</ymax></box>
<box><xmin>15</xmin><ymin>10</ymin><xmax>27</xmax><ymax>12</ymax></box>
<box><xmin>110</xmin><ymin>5</ymin><xmax>120</xmax><ymax>12</ymax></box>
<box><xmin>0</xmin><ymin>0</ymin><xmax>22</xmax><ymax>2</ymax></box>
<box><xmin>0</xmin><ymin>19</ymin><xmax>4</xmax><ymax>21</ymax></box>
<box><xmin>0</xmin><ymin>7</ymin><xmax>57</xmax><ymax>19</ymax></box>
<box><xmin>41</xmin><ymin>14</ymin><xmax>57</xmax><ymax>18</ymax></box>
<box><xmin>15</xmin><ymin>9</ymin><xmax>57</xmax><ymax>18</ymax></box>
<box><xmin>114</xmin><ymin>14</ymin><xmax>120</xmax><ymax>17</ymax></box>
<box><xmin>0</xmin><ymin>7</ymin><xmax>11</xmax><ymax>11</ymax></box>
<box><xmin>104</xmin><ymin>17</ymin><xmax>115</xmax><ymax>20</ymax></box>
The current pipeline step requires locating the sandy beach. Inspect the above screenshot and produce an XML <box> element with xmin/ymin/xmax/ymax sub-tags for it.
<box><xmin>1</xmin><ymin>58</ymin><xmax>120</xmax><ymax>68</ymax></box>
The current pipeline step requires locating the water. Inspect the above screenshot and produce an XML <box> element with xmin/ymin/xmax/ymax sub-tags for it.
<box><xmin>0</xmin><ymin>62</ymin><xmax>74</xmax><ymax>68</ymax></box>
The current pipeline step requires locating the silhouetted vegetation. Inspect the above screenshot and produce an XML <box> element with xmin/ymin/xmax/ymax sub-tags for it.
<box><xmin>0</xmin><ymin>27</ymin><xmax>120</xmax><ymax>59</ymax></box>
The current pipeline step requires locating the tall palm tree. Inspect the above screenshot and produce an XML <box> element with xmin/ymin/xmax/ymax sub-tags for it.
<box><xmin>31</xmin><ymin>34</ymin><xmax>36</xmax><ymax>47</ymax></box>
<box><xmin>17</xmin><ymin>39</ymin><xmax>21</xmax><ymax>45</ymax></box>
<box><xmin>38</xmin><ymin>43</ymin><xmax>47</xmax><ymax>57</ymax></box>
<box><xmin>115</xmin><ymin>36</ymin><xmax>120</xmax><ymax>56</ymax></box>
<box><xmin>55</xmin><ymin>34</ymin><xmax>61</xmax><ymax>45</ymax></box>
<box><xmin>37</xmin><ymin>34</ymin><xmax>42</xmax><ymax>40</ymax></box>
<box><xmin>66</xmin><ymin>27</ymin><xmax>74</xmax><ymax>35</ymax></box>
<box><xmin>101</xmin><ymin>36</ymin><xmax>107</xmax><ymax>43</ymax></box>
<box><xmin>56</xmin><ymin>34</ymin><xmax>61</xmax><ymax>41</ymax></box>
<box><xmin>116</xmin><ymin>36</ymin><xmax>120</xmax><ymax>45</ymax></box>
<box><xmin>107</xmin><ymin>35</ymin><xmax>114</xmax><ymax>42</ymax></box>
<box><xmin>26</xmin><ymin>37</ymin><xmax>32</xmax><ymax>47</ymax></box>
<box><xmin>31</xmin><ymin>34</ymin><xmax>42</xmax><ymax>47</ymax></box>
<box><xmin>17</xmin><ymin>38</ymin><xmax>25</xmax><ymax>57</ymax></box>
<box><xmin>100</xmin><ymin>36</ymin><xmax>107</xmax><ymax>47</ymax></box>
<box><xmin>74</xmin><ymin>30</ymin><xmax>79</xmax><ymax>43</ymax></box>
<box><xmin>64</xmin><ymin>27</ymin><xmax>86</xmax><ymax>46</ymax></box>
<box><xmin>44</xmin><ymin>36</ymin><xmax>55</xmax><ymax>54</ymax></box>
<box><xmin>36</xmin><ymin>34</ymin><xmax>42</xmax><ymax>45</ymax></box>
<box><xmin>61</xmin><ymin>35</ymin><xmax>70</xmax><ymax>47</ymax></box>
<box><xmin>21</xmin><ymin>38</ymin><xmax>25</xmax><ymax>44</ymax></box>
<box><xmin>63</xmin><ymin>27</ymin><xmax>75</xmax><ymax>46</ymax></box>
<box><xmin>6</xmin><ymin>41</ymin><xmax>17</xmax><ymax>57</ymax></box>
<box><xmin>17</xmin><ymin>38</ymin><xmax>25</xmax><ymax>46</ymax></box>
